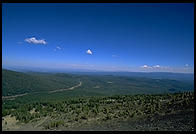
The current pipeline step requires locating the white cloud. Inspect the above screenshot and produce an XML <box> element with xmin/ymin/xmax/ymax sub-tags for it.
<box><xmin>141</xmin><ymin>65</ymin><xmax>149</xmax><ymax>68</ymax></box>
<box><xmin>86</xmin><ymin>49</ymin><xmax>92</xmax><ymax>55</ymax></box>
<box><xmin>139</xmin><ymin>64</ymin><xmax>194</xmax><ymax>73</ymax></box>
<box><xmin>56</xmin><ymin>46</ymin><xmax>62</xmax><ymax>50</ymax></box>
<box><xmin>54</xmin><ymin>46</ymin><xmax>63</xmax><ymax>52</ymax></box>
<box><xmin>25</xmin><ymin>37</ymin><xmax>47</xmax><ymax>45</ymax></box>
<box><xmin>184</xmin><ymin>64</ymin><xmax>191</xmax><ymax>70</ymax></box>
<box><xmin>141</xmin><ymin>64</ymin><xmax>161</xmax><ymax>69</ymax></box>
<box><xmin>153</xmin><ymin>65</ymin><xmax>160</xmax><ymax>68</ymax></box>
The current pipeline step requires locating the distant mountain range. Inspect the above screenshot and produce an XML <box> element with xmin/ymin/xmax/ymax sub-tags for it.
<box><xmin>2</xmin><ymin>66</ymin><xmax>194</xmax><ymax>82</ymax></box>
<box><xmin>69</xmin><ymin>71</ymin><xmax>194</xmax><ymax>82</ymax></box>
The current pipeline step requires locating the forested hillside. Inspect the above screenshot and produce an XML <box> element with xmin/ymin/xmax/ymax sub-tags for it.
<box><xmin>2</xmin><ymin>69</ymin><xmax>79</xmax><ymax>96</ymax></box>
<box><xmin>2</xmin><ymin>69</ymin><xmax>194</xmax><ymax>97</ymax></box>
<box><xmin>2</xmin><ymin>69</ymin><xmax>194</xmax><ymax>131</ymax></box>
<box><xmin>2</xmin><ymin>92</ymin><xmax>194</xmax><ymax>131</ymax></box>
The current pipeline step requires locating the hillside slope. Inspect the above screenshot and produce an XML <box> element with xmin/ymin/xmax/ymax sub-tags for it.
<box><xmin>2</xmin><ymin>69</ymin><xmax>194</xmax><ymax>97</ymax></box>
<box><xmin>2</xmin><ymin>69</ymin><xmax>79</xmax><ymax>96</ymax></box>
<box><xmin>2</xmin><ymin>92</ymin><xmax>194</xmax><ymax>131</ymax></box>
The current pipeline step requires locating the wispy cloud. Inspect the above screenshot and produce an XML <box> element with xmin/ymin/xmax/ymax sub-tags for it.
<box><xmin>153</xmin><ymin>65</ymin><xmax>160</xmax><ymax>68</ymax></box>
<box><xmin>54</xmin><ymin>46</ymin><xmax>63</xmax><ymax>51</ymax></box>
<box><xmin>25</xmin><ymin>37</ymin><xmax>47</xmax><ymax>45</ymax></box>
<box><xmin>56</xmin><ymin>46</ymin><xmax>62</xmax><ymax>50</ymax></box>
<box><xmin>141</xmin><ymin>64</ymin><xmax>161</xmax><ymax>69</ymax></box>
<box><xmin>183</xmin><ymin>64</ymin><xmax>192</xmax><ymax>71</ymax></box>
<box><xmin>141</xmin><ymin>65</ymin><xmax>150</xmax><ymax>68</ymax></box>
<box><xmin>112</xmin><ymin>55</ymin><xmax>118</xmax><ymax>58</ymax></box>
<box><xmin>139</xmin><ymin>64</ymin><xmax>193</xmax><ymax>73</ymax></box>
<box><xmin>86</xmin><ymin>49</ymin><xmax>93</xmax><ymax>55</ymax></box>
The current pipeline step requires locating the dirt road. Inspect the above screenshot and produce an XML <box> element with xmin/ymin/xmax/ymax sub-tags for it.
<box><xmin>2</xmin><ymin>81</ymin><xmax>82</xmax><ymax>100</ymax></box>
<box><xmin>2</xmin><ymin>93</ymin><xmax>28</xmax><ymax>100</ymax></box>
<box><xmin>49</xmin><ymin>81</ymin><xmax>82</xmax><ymax>93</ymax></box>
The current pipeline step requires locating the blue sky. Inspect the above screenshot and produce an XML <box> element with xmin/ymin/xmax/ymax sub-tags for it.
<box><xmin>2</xmin><ymin>3</ymin><xmax>194</xmax><ymax>73</ymax></box>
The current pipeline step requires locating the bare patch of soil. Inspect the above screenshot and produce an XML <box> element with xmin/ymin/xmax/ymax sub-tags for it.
<box><xmin>2</xmin><ymin>115</ymin><xmax>20</xmax><ymax>131</ymax></box>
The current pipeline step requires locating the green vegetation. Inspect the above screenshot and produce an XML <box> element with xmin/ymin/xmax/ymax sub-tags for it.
<box><xmin>2</xmin><ymin>91</ymin><xmax>194</xmax><ymax>130</ymax></box>
<box><xmin>2</xmin><ymin>69</ymin><xmax>194</xmax><ymax>131</ymax></box>
<box><xmin>2</xmin><ymin>69</ymin><xmax>194</xmax><ymax>96</ymax></box>
<box><xmin>2</xmin><ymin>69</ymin><xmax>79</xmax><ymax>96</ymax></box>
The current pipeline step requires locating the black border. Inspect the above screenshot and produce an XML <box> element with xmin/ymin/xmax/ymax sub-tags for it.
<box><xmin>1</xmin><ymin>1</ymin><xmax>195</xmax><ymax>133</ymax></box>
<box><xmin>1</xmin><ymin>0</ymin><xmax>195</xmax><ymax>3</ymax></box>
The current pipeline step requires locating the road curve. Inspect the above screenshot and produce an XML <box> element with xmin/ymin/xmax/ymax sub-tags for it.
<box><xmin>49</xmin><ymin>81</ymin><xmax>82</xmax><ymax>93</ymax></box>
<box><xmin>2</xmin><ymin>93</ymin><xmax>28</xmax><ymax>100</ymax></box>
<box><xmin>2</xmin><ymin>81</ymin><xmax>82</xmax><ymax>100</ymax></box>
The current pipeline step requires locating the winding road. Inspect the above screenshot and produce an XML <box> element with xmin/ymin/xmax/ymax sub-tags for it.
<box><xmin>49</xmin><ymin>81</ymin><xmax>82</xmax><ymax>93</ymax></box>
<box><xmin>2</xmin><ymin>81</ymin><xmax>82</xmax><ymax>100</ymax></box>
<box><xmin>2</xmin><ymin>93</ymin><xmax>28</xmax><ymax>100</ymax></box>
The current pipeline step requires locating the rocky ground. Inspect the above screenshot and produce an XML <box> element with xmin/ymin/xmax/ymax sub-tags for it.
<box><xmin>58</xmin><ymin>109</ymin><xmax>194</xmax><ymax>131</ymax></box>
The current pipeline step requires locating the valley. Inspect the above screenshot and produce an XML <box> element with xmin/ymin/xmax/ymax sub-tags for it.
<box><xmin>2</xmin><ymin>69</ymin><xmax>194</xmax><ymax>131</ymax></box>
<box><xmin>2</xmin><ymin>3</ymin><xmax>194</xmax><ymax>132</ymax></box>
